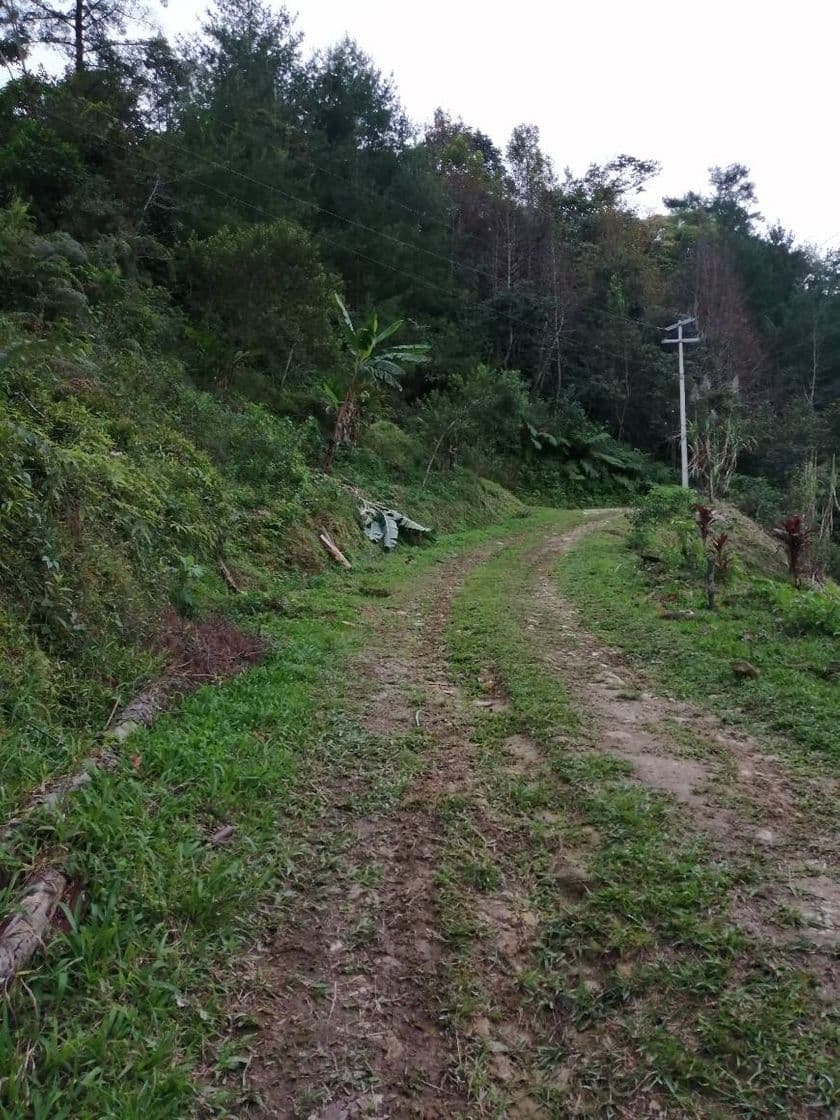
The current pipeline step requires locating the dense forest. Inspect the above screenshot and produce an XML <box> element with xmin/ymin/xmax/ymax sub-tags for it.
<box><xmin>0</xmin><ymin>0</ymin><xmax>839</xmax><ymax>647</ymax></box>
<box><xmin>0</xmin><ymin>6</ymin><xmax>839</xmax><ymax>1115</ymax></box>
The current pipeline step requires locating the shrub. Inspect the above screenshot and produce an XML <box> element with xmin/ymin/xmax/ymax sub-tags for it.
<box><xmin>418</xmin><ymin>364</ymin><xmax>530</xmax><ymax>477</ymax></box>
<box><xmin>773</xmin><ymin>515</ymin><xmax>813</xmax><ymax>585</ymax></box>
<box><xmin>359</xmin><ymin>419</ymin><xmax>425</xmax><ymax>476</ymax></box>
<box><xmin>178</xmin><ymin>220</ymin><xmax>340</xmax><ymax>386</ymax></box>
<box><xmin>730</xmin><ymin>474</ymin><xmax>784</xmax><ymax>527</ymax></box>
<box><xmin>631</xmin><ymin>484</ymin><xmax>694</xmax><ymax>536</ymax></box>
<box><xmin>762</xmin><ymin>580</ymin><xmax>840</xmax><ymax>638</ymax></box>
<box><xmin>628</xmin><ymin>484</ymin><xmax>698</xmax><ymax>568</ymax></box>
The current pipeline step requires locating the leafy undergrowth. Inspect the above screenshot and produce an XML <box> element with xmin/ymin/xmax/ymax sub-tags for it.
<box><xmin>440</xmin><ymin>513</ymin><xmax>836</xmax><ymax>1118</ymax></box>
<box><xmin>557</xmin><ymin>521</ymin><xmax>840</xmax><ymax>765</ymax></box>
<box><xmin>0</xmin><ymin>318</ymin><xmax>528</xmax><ymax>820</ymax></box>
<box><xmin>0</xmin><ymin>512</ymin><xmax>539</xmax><ymax>1119</ymax></box>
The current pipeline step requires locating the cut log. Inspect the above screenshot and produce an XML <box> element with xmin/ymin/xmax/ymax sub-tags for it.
<box><xmin>319</xmin><ymin>531</ymin><xmax>351</xmax><ymax>568</ymax></box>
<box><xmin>0</xmin><ymin>870</ymin><xmax>66</xmax><ymax>985</ymax></box>
<box><xmin>106</xmin><ymin>685</ymin><xmax>165</xmax><ymax>741</ymax></box>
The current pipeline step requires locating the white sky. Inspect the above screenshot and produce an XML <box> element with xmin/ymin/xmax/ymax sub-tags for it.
<box><xmin>156</xmin><ymin>0</ymin><xmax>839</xmax><ymax>248</ymax></box>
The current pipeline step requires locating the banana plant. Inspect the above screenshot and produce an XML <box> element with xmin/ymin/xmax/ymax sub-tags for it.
<box><xmin>324</xmin><ymin>293</ymin><xmax>429</xmax><ymax>473</ymax></box>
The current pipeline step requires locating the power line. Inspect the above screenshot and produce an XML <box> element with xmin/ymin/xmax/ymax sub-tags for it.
<box><xmin>37</xmin><ymin>92</ymin><xmax>671</xmax><ymax>338</ymax></box>
<box><xmin>31</xmin><ymin>99</ymin><xmax>672</xmax><ymax>370</ymax></box>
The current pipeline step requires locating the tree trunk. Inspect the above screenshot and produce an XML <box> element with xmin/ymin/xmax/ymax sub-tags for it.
<box><xmin>324</xmin><ymin>384</ymin><xmax>358</xmax><ymax>474</ymax></box>
<box><xmin>0</xmin><ymin>870</ymin><xmax>67</xmax><ymax>985</ymax></box>
<box><xmin>706</xmin><ymin>556</ymin><xmax>717</xmax><ymax>611</ymax></box>
<box><xmin>74</xmin><ymin>0</ymin><xmax>84</xmax><ymax>71</ymax></box>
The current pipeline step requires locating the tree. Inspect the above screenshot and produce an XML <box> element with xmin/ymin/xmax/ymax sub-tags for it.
<box><xmin>324</xmin><ymin>294</ymin><xmax>429</xmax><ymax>473</ymax></box>
<box><xmin>418</xmin><ymin>364</ymin><xmax>529</xmax><ymax>482</ymax></box>
<box><xmin>178</xmin><ymin>220</ymin><xmax>340</xmax><ymax>389</ymax></box>
<box><xmin>2</xmin><ymin>0</ymin><xmax>163</xmax><ymax>73</ymax></box>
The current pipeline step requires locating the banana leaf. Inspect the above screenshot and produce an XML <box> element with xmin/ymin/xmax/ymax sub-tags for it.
<box><xmin>358</xmin><ymin>499</ymin><xmax>431</xmax><ymax>550</ymax></box>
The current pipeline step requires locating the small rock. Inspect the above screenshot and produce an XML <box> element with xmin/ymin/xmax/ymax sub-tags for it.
<box><xmin>491</xmin><ymin>1052</ymin><xmax>517</xmax><ymax>1083</ymax></box>
<box><xmin>755</xmin><ymin>827</ymin><xmax>775</xmax><ymax>845</ymax></box>
<box><xmin>731</xmin><ymin>659</ymin><xmax>760</xmax><ymax>680</ymax></box>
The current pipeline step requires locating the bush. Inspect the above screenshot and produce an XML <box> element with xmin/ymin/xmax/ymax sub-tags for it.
<box><xmin>761</xmin><ymin>579</ymin><xmax>840</xmax><ymax>638</ymax></box>
<box><xmin>729</xmin><ymin>473</ymin><xmax>784</xmax><ymax>528</ymax></box>
<box><xmin>178</xmin><ymin>220</ymin><xmax>341</xmax><ymax>386</ymax></box>
<box><xmin>418</xmin><ymin>364</ymin><xmax>530</xmax><ymax>476</ymax></box>
<box><xmin>628</xmin><ymin>484</ymin><xmax>698</xmax><ymax>568</ymax></box>
<box><xmin>0</xmin><ymin>199</ymin><xmax>88</xmax><ymax>319</ymax></box>
<box><xmin>359</xmin><ymin>419</ymin><xmax>425</xmax><ymax>476</ymax></box>
<box><xmin>630</xmin><ymin>484</ymin><xmax>694</xmax><ymax>536</ymax></box>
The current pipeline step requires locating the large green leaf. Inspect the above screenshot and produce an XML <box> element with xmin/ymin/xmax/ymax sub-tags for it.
<box><xmin>367</xmin><ymin>359</ymin><xmax>404</xmax><ymax>389</ymax></box>
<box><xmin>372</xmin><ymin>319</ymin><xmax>405</xmax><ymax>346</ymax></box>
<box><xmin>333</xmin><ymin>292</ymin><xmax>355</xmax><ymax>336</ymax></box>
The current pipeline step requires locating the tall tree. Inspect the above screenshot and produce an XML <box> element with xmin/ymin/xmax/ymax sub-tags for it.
<box><xmin>1</xmin><ymin>0</ymin><xmax>162</xmax><ymax>73</ymax></box>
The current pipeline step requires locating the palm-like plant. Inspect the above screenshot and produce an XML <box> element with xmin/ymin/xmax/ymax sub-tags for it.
<box><xmin>324</xmin><ymin>294</ymin><xmax>429</xmax><ymax>473</ymax></box>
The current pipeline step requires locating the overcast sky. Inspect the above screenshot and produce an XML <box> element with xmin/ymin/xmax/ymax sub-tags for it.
<box><xmin>157</xmin><ymin>0</ymin><xmax>839</xmax><ymax>249</ymax></box>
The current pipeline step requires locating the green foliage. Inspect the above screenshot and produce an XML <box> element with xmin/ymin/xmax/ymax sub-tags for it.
<box><xmin>179</xmin><ymin>221</ymin><xmax>340</xmax><ymax>385</ymax></box>
<box><xmin>418</xmin><ymin>364</ymin><xmax>530</xmax><ymax>476</ymax></box>
<box><xmin>729</xmin><ymin>473</ymin><xmax>784</xmax><ymax>527</ymax></box>
<box><xmin>326</xmin><ymin>295</ymin><xmax>429</xmax><ymax>470</ymax></box>
<box><xmin>0</xmin><ymin>324</ymin><xmax>227</xmax><ymax>645</ymax></box>
<box><xmin>631</xmin><ymin>484</ymin><xmax>695</xmax><ymax>532</ymax></box>
<box><xmin>628</xmin><ymin>484</ymin><xmax>696</xmax><ymax>558</ymax></box>
<box><xmin>333</xmin><ymin>293</ymin><xmax>430</xmax><ymax>389</ymax></box>
<box><xmin>760</xmin><ymin>578</ymin><xmax>840</xmax><ymax>639</ymax></box>
<box><xmin>358</xmin><ymin>418</ymin><xmax>425</xmax><ymax>475</ymax></box>
<box><xmin>0</xmin><ymin>199</ymin><xmax>88</xmax><ymax>319</ymax></box>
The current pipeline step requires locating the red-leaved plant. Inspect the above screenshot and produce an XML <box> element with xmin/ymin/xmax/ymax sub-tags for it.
<box><xmin>693</xmin><ymin>507</ymin><xmax>730</xmax><ymax>609</ymax></box>
<box><xmin>711</xmin><ymin>532</ymin><xmax>733</xmax><ymax>578</ymax></box>
<box><xmin>693</xmin><ymin>504</ymin><xmax>716</xmax><ymax>543</ymax></box>
<box><xmin>773</xmin><ymin>515</ymin><xmax>813</xmax><ymax>586</ymax></box>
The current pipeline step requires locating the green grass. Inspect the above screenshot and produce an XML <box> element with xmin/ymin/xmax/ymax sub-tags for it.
<box><xmin>0</xmin><ymin>511</ymin><xmax>538</xmax><ymax>1119</ymax></box>
<box><xmin>557</xmin><ymin>522</ymin><xmax>840</xmax><ymax>764</ymax></box>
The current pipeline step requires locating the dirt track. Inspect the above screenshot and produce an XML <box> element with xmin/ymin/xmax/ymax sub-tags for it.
<box><xmin>233</xmin><ymin>516</ymin><xmax>838</xmax><ymax>1118</ymax></box>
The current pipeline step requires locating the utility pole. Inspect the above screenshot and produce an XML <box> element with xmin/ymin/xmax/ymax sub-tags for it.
<box><xmin>663</xmin><ymin>317</ymin><xmax>701</xmax><ymax>488</ymax></box>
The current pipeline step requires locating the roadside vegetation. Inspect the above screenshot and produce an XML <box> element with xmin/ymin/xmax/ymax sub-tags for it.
<box><xmin>558</xmin><ymin>487</ymin><xmax>840</xmax><ymax>764</ymax></box>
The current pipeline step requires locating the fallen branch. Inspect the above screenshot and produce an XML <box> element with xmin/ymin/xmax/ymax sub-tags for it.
<box><xmin>0</xmin><ymin>687</ymin><xmax>164</xmax><ymax>844</ymax></box>
<box><xmin>0</xmin><ymin>870</ymin><xmax>67</xmax><ymax>986</ymax></box>
<box><xmin>219</xmin><ymin>558</ymin><xmax>241</xmax><ymax>594</ymax></box>
<box><xmin>319</xmin><ymin>530</ymin><xmax>351</xmax><ymax>568</ymax></box>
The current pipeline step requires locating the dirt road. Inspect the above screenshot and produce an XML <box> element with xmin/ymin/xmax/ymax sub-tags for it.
<box><xmin>233</xmin><ymin>514</ymin><xmax>837</xmax><ymax>1119</ymax></box>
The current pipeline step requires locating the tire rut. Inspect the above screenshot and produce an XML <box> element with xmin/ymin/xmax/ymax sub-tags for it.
<box><xmin>238</xmin><ymin>541</ymin><xmax>507</xmax><ymax>1118</ymax></box>
<box><xmin>526</xmin><ymin>524</ymin><xmax>840</xmax><ymax>961</ymax></box>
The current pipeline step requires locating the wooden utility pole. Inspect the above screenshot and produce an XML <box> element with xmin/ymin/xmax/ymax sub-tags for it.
<box><xmin>663</xmin><ymin>317</ymin><xmax>701</xmax><ymax>488</ymax></box>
